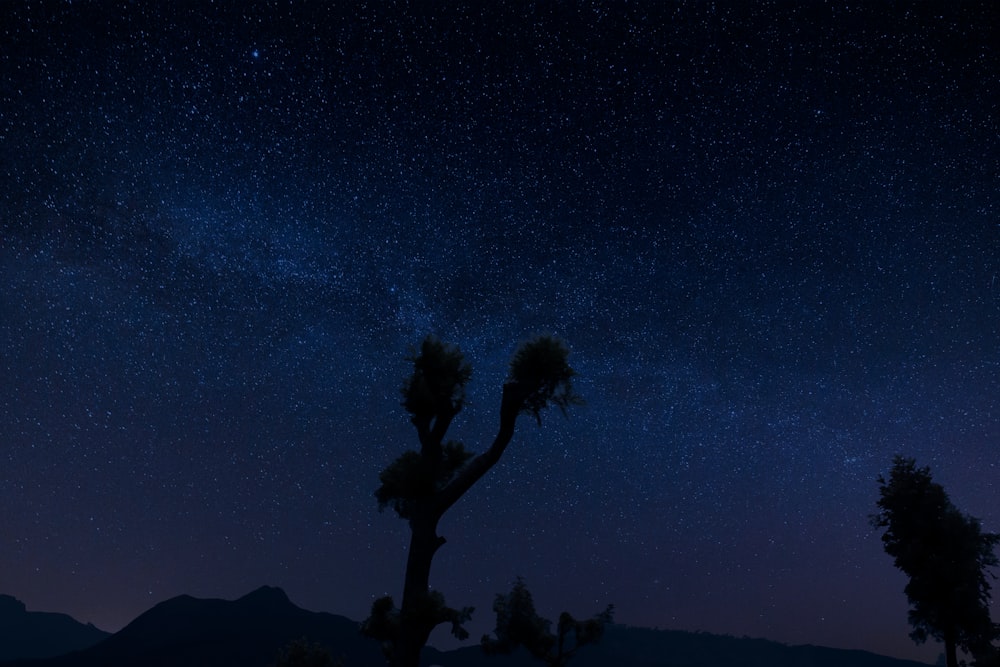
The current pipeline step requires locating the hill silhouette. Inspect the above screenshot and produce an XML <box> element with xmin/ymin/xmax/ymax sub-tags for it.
<box><xmin>0</xmin><ymin>586</ymin><xmax>382</xmax><ymax>667</ymax></box>
<box><xmin>0</xmin><ymin>595</ymin><xmax>109</xmax><ymax>661</ymax></box>
<box><xmin>429</xmin><ymin>625</ymin><xmax>935</xmax><ymax>667</ymax></box>
<box><xmin>0</xmin><ymin>587</ymin><xmax>933</xmax><ymax>667</ymax></box>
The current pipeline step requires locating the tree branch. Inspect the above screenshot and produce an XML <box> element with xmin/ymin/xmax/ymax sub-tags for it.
<box><xmin>434</xmin><ymin>382</ymin><xmax>527</xmax><ymax>516</ymax></box>
<box><xmin>430</xmin><ymin>406</ymin><xmax>459</xmax><ymax>449</ymax></box>
<box><xmin>412</xmin><ymin>414</ymin><xmax>432</xmax><ymax>450</ymax></box>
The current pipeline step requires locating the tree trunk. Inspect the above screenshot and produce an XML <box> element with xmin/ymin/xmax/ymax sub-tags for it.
<box><xmin>391</xmin><ymin>512</ymin><xmax>444</xmax><ymax>667</ymax></box>
<box><xmin>945</xmin><ymin>636</ymin><xmax>958</xmax><ymax>667</ymax></box>
<box><xmin>388</xmin><ymin>382</ymin><xmax>528</xmax><ymax>667</ymax></box>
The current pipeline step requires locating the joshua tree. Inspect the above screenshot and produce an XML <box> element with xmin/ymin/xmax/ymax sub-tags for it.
<box><xmin>362</xmin><ymin>335</ymin><xmax>582</xmax><ymax>667</ymax></box>
<box><xmin>482</xmin><ymin>577</ymin><xmax>613</xmax><ymax>667</ymax></box>
<box><xmin>872</xmin><ymin>456</ymin><xmax>1000</xmax><ymax>667</ymax></box>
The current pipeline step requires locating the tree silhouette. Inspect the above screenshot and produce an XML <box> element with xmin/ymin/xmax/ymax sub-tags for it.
<box><xmin>871</xmin><ymin>456</ymin><xmax>999</xmax><ymax>667</ymax></box>
<box><xmin>481</xmin><ymin>578</ymin><xmax>613</xmax><ymax>667</ymax></box>
<box><xmin>362</xmin><ymin>335</ymin><xmax>582</xmax><ymax>667</ymax></box>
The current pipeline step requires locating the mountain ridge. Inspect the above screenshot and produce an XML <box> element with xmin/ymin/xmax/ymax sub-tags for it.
<box><xmin>0</xmin><ymin>594</ymin><xmax>110</xmax><ymax>661</ymax></box>
<box><xmin>0</xmin><ymin>587</ymin><xmax>932</xmax><ymax>667</ymax></box>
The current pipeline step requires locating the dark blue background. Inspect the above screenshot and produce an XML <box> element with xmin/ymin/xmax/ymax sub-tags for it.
<box><xmin>1</xmin><ymin>2</ymin><xmax>997</xmax><ymax>662</ymax></box>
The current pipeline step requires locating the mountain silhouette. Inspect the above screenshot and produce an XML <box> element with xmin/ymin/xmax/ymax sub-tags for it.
<box><xmin>0</xmin><ymin>588</ymin><xmax>934</xmax><ymax>667</ymax></box>
<box><xmin>0</xmin><ymin>595</ymin><xmax>109</xmax><ymax>661</ymax></box>
<box><xmin>0</xmin><ymin>586</ymin><xmax>383</xmax><ymax>667</ymax></box>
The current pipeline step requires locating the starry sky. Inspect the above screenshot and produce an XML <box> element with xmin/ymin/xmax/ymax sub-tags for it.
<box><xmin>1</xmin><ymin>1</ymin><xmax>998</xmax><ymax>663</ymax></box>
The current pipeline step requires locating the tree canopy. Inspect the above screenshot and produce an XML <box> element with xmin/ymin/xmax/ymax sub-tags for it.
<box><xmin>872</xmin><ymin>456</ymin><xmax>999</xmax><ymax>667</ymax></box>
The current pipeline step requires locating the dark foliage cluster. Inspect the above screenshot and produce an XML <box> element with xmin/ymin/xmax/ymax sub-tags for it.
<box><xmin>361</xmin><ymin>592</ymin><xmax>473</xmax><ymax>658</ymax></box>
<box><xmin>374</xmin><ymin>441</ymin><xmax>474</xmax><ymax>518</ymax></box>
<box><xmin>401</xmin><ymin>337</ymin><xmax>471</xmax><ymax>420</ymax></box>
<box><xmin>508</xmin><ymin>336</ymin><xmax>583</xmax><ymax>425</ymax></box>
<box><xmin>482</xmin><ymin>578</ymin><xmax>613</xmax><ymax>667</ymax></box>
<box><xmin>272</xmin><ymin>638</ymin><xmax>341</xmax><ymax>667</ymax></box>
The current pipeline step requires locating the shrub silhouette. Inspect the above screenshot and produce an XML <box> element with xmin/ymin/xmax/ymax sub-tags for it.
<box><xmin>482</xmin><ymin>578</ymin><xmax>613</xmax><ymax>666</ymax></box>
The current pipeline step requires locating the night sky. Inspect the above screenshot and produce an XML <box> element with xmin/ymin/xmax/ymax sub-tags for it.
<box><xmin>2</xmin><ymin>2</ymin><xmax>998</xmax><ymax>663</ymax></box>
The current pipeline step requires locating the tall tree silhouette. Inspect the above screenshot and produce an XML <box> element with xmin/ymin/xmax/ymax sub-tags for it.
<box><xmin>362</xmin><ymin>335</ymin><xmax>581</xmax><ymax>667</ymax></box>
<box><xmin>871</xmin><ymin>456</ymin><xmax>999</xmax><ymax>667</ymax></box>
<box><xmin>481</xmin><ymin>577</ymin><xmax>613</xmax><ymax>667</ymax></box>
